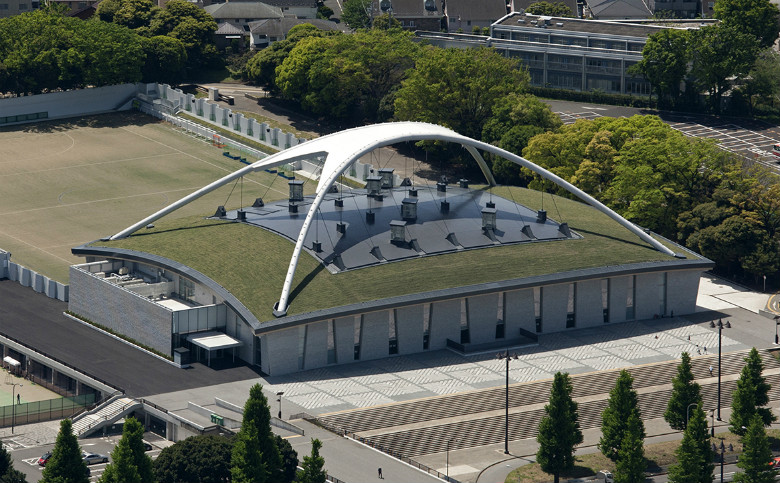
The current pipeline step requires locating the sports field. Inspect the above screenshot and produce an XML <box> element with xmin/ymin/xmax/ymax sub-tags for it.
<box><xmin>0</xmin><ymin>111</ymin><xmax>304</xmax><ymax>282</ymax></box>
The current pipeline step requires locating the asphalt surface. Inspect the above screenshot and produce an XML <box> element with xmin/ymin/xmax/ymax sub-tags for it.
<box><xmin>0</xmin><ymin>280</ymin><xmax>261</xmax><ymax>397</ymax></box>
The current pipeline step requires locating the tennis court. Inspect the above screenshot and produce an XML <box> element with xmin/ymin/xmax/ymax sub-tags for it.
<box><xmin>0</xmin><ymin>371</ymin><xmax>60</xmax><ymax>407</ymax></box>
<box><xmin>0</xmin><ymin>111</ymin><xmax>306</xmax><ymax>282</ymax></box>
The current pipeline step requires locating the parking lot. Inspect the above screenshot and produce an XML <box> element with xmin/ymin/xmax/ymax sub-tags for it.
<box><xmin>548</xmin><ymin>100</ymin><xmax>780</xmax><ymax>170</ymax></box>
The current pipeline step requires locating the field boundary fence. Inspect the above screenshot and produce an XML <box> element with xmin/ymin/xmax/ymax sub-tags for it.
<box><xmin>0</xmin><ymin>393</ymin><xmax>95</xmax><ymax>428</ymax></box>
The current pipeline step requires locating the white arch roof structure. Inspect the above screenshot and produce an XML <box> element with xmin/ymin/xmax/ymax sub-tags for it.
<box><xmin>110</xmin><ymin>122</ymin><xmax>678</xmax><ymax>317</ymax></box>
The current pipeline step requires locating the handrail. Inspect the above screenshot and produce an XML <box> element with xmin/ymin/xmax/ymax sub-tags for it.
<box><xmin>77</xmin><ymin>399</ymin><xmax>139</xmax><ymax>434</ymax></box>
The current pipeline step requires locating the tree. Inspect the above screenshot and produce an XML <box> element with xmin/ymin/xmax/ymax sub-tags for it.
<box><xmin>340</xmin><ymin>0</ymin><xmax>371</xmax><ymax>29</ymax></box>
<box><xmin>275</xmin><ymin>435</ymin><xmax>298</xmax><ymax>483</ymax></box>
<box><xmin>735</xmin><ymin>414</ymin><xmax>777</xmax><ymax>483</ymax></box>
<box><xmin>0</xmin><ymin>443</ymin><xmax>27</xmax><ymax>483</ymax></box>
<box><xmin>96</xmin><ymin>0</ymin><xmax>156</xmax><ymax>30</ymax></box>
<box><xmin>298</xmin><ymin>438</ymin><xmax>327</xmax><ymax>483</ymax></box>
<box><xmin>153</xmin><ymin>435</ymin><xmax>233</xmax><ymax>483</ymax></box>
<box><xmin>632</xmin><ymin>29</ymin><xmax>690</xmax><ymax>107</ymax></box>
<box><xmin>525</xmin><ymin>1</ymin><xmax>574</xmax><ymax>16</ymax></box>
<box><xmin>372</xmin><ymin>12</ymin><xmax>401</xmax><ymax>30</ymax></box>
<box><xmin>317</xmin><ymin>4</ymin><xmax>334</xmax><ymax>19</ymax></box>
<box><xmin>664</xmin><ymin>352</ymin><xmax>703</xmax><ymax>431</ymax></box>
<box><xmin>614</xmin><ymin>414</ymin><xmax>646</xmax><ymax>483</ymax></box>
<box><xmin>713</xmin><ymin>0</ymin><xmax>779</xmax><ymax>49</ymax></box>
<box><xmin>231</xmin><ymin>383</ymin><xmax>282</xmax><ymax>483</ymax></box>
<box><xmin>730</xmin><ymin>348</ymin><xmax>775</xmax><ymax>435</ymax></box>
<box><xmin>147</xmin><ymin>0</ymin><xmax>218</xmax><ymax>70</ymax></box>
<box><xmin>739</xmin><ymin>50</ymin><xmax>780</xmax><ymax>115</ymax></box>
<box><xmin>668</xmin><ymin>403</ymin><xmax>713</xmax><ymax>483</ymax></box>
<box><xmin>536</xmin><ymin>372</ymin><xmax>583</xmax><ymax>483</ymax></box>
<box><xmin>41</xmin><ymin>419</ymin><xmax>89</xmax><ymax>483</ymax></box>
<box><xmin>394</xmin><ymin>46</ymin><xmax>529</xmax><ymax>141</ymax></box>
<box><xmin>689</xmin><ymin>24</ymin><xmax>759</xmax><ymax>113</ymax></box>
<box><xmin>99</xmin><ymin>444</ymin><xmax>140</xmax><ymax>483</ymax></box>
<box><xmin>99</xmin><ymin>417</ymin><xmax>153</xmax><ymax>483</ymax></box>
<box><xmin>141</xmin><ymin>36</ymin><xmax>187</xmax><ymax>84</ymax></box>
<box><xmin>482</xmin><ymin>93</ymin><xmax>562</xmax><ymax>185</ymax></box>
<box><xmin>599</xmin><ymin>370</ymin><xmax>645</xmax><ymax>461</ymax></box>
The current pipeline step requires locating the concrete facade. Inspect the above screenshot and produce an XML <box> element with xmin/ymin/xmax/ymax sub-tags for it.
<box><xmin>467</xmin><ymin>294</ymin><xmax>499</xmax><ymax>345</ymax></box>
<box><xmin>395</xmin><ymin>305</ymin><xmax>424</xmax><ymax>355</ymax></box>
<box><xmin>504</xmin><ymin>288</ymin><xmax>536</xmax><ymax>338</ymax></box>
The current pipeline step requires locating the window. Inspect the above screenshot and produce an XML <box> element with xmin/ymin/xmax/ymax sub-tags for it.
<box><xmin>19</xmin><ymin>3</ymin><xmax>28</xmax><ymax>8</ymax></box>
<box><xmin>496</xmin><ymin>293</ymin><xmax>505</xmax><ymax>339</ymax></box>
<box><xmin>626</xmin><ymin>275</ymin><xmax>635</xmax><ymax>320</ymax></box>
<box><xmin>354</xmin><ymin>315</ymin><xmax>362</xmax><ymax>360</ymax></box>
<box><xmin>566</xmin><ymin>284</ymin><xmax>576</xmax><ymax>328</ymax></box>
<box><xmin>327</xmin><ymin>320</ymin><xmax>336</xmax><ymax>364</ymax></box>
<box><xmin>409</xmin><ymin>20</ymin><xmax>414</xmax><ymax>27</ymax></box>
<box><xmin>422</xmin><ymin>303</ymin><xmax>431</xmax><ymax>349</ymax></box>
<box><xmin>389</xmin><ymin>310</ymin><xmax>398</xmax><ymax>355</ymax></box>
<box><xmin>0</xmin><ymin>4</ymin><xmax>9</xmax><ymax>9</ymax></box>
<box><xmin>659</xmin><ymin>273</ymin><xmax>667</xmax><ymax>316</ymax></box>
<box><xmin>534</xmin><ymin>287</ymin><xmax>542</xmax><ymax>332</ymax></box>
<box><xmin>602</xmin><ymin>279</ymin><xmax>610</xmax><ymax>323</ymax></box>
<box><xmin>460</xmin><ymin>299</ymin><xmax>470</xmax><ymax>344</ymax></box>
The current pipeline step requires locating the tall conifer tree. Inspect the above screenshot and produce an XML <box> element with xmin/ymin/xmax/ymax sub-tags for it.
<box><xmin>536</xmin><ymin>372</ymin><xmax>583</xmax><ymax>483</ymax></box>
<box><xmin>665</xmin><ymin>352</ymin><xmax>702</xmax><ymax>430</ymax></box>
<box><xmin>599</xmin><ymin>370</ymin><xmax>645</xmax><ymax>461</ymax></box>
<box><xmin>668</xmin><ymin>404</ymin><xmax>713</xmax><ymax>483</ymax></box>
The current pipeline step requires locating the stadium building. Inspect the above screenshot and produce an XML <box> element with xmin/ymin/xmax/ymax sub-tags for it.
<box><xmin>69</xmin><ymin>122</ymin><xmax>712</xmax><ymax>376</ymax></box>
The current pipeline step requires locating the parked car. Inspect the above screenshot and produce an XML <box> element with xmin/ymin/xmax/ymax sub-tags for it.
<box><xmin>143</xmin><ymin>441</ymin><xmax>153</xmax><ymax>451</ymax></box>
<box><xmin>82</xmin><ymin>452</ymin><xmax>108</xmax><ymax>465</ymax></box>
<box><xmin>37</xmin><ymin>452</ymin><xmax>52</xmax><ymax>466</ymax></box>
<box><xmin>770</xmin><ymin>456</ymin><xmax>780</xmax><ymax>469</ymax></box>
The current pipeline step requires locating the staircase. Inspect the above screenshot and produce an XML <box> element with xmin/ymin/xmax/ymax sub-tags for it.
<box><xmin>72</xmin><ymin>396</ymin><xmax>142</xmax><ymax>438</ymax></box>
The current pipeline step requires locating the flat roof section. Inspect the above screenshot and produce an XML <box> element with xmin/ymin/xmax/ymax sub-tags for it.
<box><xmin>495</xmin><ymin>12</ymin><xmax>674</xmax><ymax>38</ymax></box>
<box><xmin>226</xmin><ymin>186</ymin><xmax>579</xmax><ymax>272</ymax></box>
<box><xmin>187</xmin><ymin>331</ymin><xmax>243</xmax><ymax>351</ymax></box>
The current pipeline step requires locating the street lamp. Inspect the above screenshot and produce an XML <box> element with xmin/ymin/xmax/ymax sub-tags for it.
<box><xmin>686</xmin><ymin>402</ymin><xmax>698</xmax><ymax>428</ymax></box>
<box><xmin>276</xmin><ymin>391</ymin><xmax>284</xmax><ymax>419</ymax></box>
<box><xmin>496</xmin><ymin>351</ymin><xmax>518</xmax><ymax>454</ymax></box>
<box><xmin>446</xmin><ymin>438</ymin><xmax>460</xmax><ymax>482</ymax></box>
<box><xmin>710</xmin><ymin>409</ymin><xmax>715</xmax><ymax>437</ymax></box>
<box><xmin>774</xmin><ymin>315</ymin><xmax>779</xmax><ymax>345</ymax></box>
<box><xmin>10</xmin><ymin>383</ymin><xmax>22</xmax><ymax>434</ymax></box>
<box><xmin>709</xmin><ymin>318</ymin><xmax>731</xmax><ymax>420</ymax></box>
<box><xmin>711</xmin><ymin>439</ymin><xmax>733</xmax><ymax>483</ymax></box>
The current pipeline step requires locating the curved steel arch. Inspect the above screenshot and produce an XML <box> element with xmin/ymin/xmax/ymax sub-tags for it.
<box><xmin>107</xmin><ymin>122</ymin><xmax>677</xmax><ymax>318</ymax></box>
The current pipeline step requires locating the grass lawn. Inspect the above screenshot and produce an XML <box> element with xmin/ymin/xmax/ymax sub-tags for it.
<box><xmin>95</xmin><ymin>186</ymin><xmax>694</xmax><ymax>321</ymax></box>
<box><xmin>507</xmin><ymin>430</ymin><xmax>780</xmax><ymax>483</ymax></box>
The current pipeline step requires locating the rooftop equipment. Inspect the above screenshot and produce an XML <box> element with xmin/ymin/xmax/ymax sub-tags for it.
<box><xmin>289</xmin><ymin>180</ymin><xmax>304</xmax><ymax>202</ymax></box>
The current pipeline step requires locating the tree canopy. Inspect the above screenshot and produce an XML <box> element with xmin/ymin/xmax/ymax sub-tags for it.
<box><xmin>632</xmin><ymin>29</ymin><xmax>690</xmax><ymax>107</ymax></box>
<box><xmin>664</xmin><ymin>352</ymin><xmax>702</xmax><ymax>431</ymax></box>
<box><xmin>668</xmin><ymin>404</ymin><xmax>713</xmax><ymax>483</ymax></box>
<box><xmin>536</xmin><ymin>372</ymin><xmax>583</xmax><ymax>483</ymax></box>
<box><xmin>730</xmin><ymin>348</ymin><xmax>775</xmax><ymax>434</ymax></box>
<box><xmin>713</xmin><ymin>0</ymin><xmax>780</xmax><ymax>48</ymax></box>
<box><xmin>599</xmin><ymin>370</ymin><xmax>645</xmax><ymax>462</ymax></box>
<box><xmin>525</xmin><ymin>1</ymin><xmax>575</xmax><ymax>16</ymax></box>
<box><xmin>41</xmin><ymin>419</ymin><xmax>89</xmax><ymax>483</ymax></box>
<box><xmin>299</xmin><ymin>439</ymin><xmax>327</xmax><ymax>483</ymax></box>
<box><xmin>0</xmin><ymin>443</ymin><xmax>26</xmax><ymax>483</ymax></box>
<box><xmin>735</xmin><ymin>414</ymin><xmax>777</xmax><ymax>483</ymax></box>
<box><xmin>340</xmin><ymin>0</ymin><xmax>372</xmax><ymax>30</ymax></box>
<box><xmin>99</xmin><ymin>417</ymin><xmax>153</xmax><ymax>483</ymax></box>
<box><xmin>231</xmin><ymin>383</ymin><xmax>283</xmax><ymax>483</ymax></box>
<box><xmin>153</xmin><ymin>435</ymin><xmax>233</xmax><ymax>483</ymax></box>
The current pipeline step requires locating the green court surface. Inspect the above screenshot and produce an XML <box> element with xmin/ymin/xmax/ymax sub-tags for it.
<box><xmin>0</xmin><ymin>111</ymin><xmax>300</xmax><ymax>282</ymax></box>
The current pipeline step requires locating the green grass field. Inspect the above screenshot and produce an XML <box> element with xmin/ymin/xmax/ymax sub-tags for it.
<box><xmin>0</xmin><ymin>111</ymin><xmax>304</xmax><ymax>282</ymax></box>
<box><xmin>96</xmin><ymin>185</ymin><xmax>692</xmax><ymax>321</ymax></box>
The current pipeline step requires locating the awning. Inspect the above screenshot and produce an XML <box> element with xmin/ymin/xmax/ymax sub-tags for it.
<box><xmin>186</xmin><ymin>331</ymin><xmax>242</xmax><ymax>351</ymax></box>
<box><xmin>3</xmin><ymin>356</ymin><xmax>20</xmax><ymax>367</ymax></box>
<box><xmin>186</xmin><ymin>332</ymin><xmax>242</xmax><ymax>367</ymax></box>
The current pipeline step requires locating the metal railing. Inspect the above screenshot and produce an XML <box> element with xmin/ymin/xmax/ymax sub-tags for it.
<box><xmin>0</xmin><ymin>394</ymin><xmax>95</xmax><ymax>428</ymax></box>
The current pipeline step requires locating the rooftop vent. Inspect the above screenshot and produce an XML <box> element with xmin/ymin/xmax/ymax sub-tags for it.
<box><xmin>390</xmin><ymin>220</ymin><xmax>407</xmax><ymax>245</ymax></box>
<box><xmin>366</xmin><ymin>211</ymin><xmax>375</xmax><ymax>224</ymax></box>
<box><xmin>214</xmin><ymin>205</ymin><xmax>227</xmax><ymax>217</ymax></box>
<box><xmin>237</xmin><ymin>210</ymin><xmax>247</xmax><ymax>221</ymax></box>
<box><xmin>252</xmin><ymin>198</ymin><xmax>264</xmax><ymax>208</ymax></box>
<box><xmin>531</xmin><ymin>19</ymin><xmax>538</xmax><ymax>24</ymax></box>
<box><xmin>440</xmin><ymin>200</ymin><xmax>450</xmax><ymax>213</ymax></box>
<box><xmin>436</xmin><ymin>181</ymin><xmax>447</xmax><ymax>193</ymax></box>
<box><xmin>380</xmin><ymin>0</ymin><xmax>391</xmax><ymax>11</ymax></box>
<box><xmin>556</xmin><ymin>22</ymin><xmax>564</xmax><ymax>26</ymax></box>
<box><xmin>402</xmin><ymin>198</ymin><xmax>418</xmax><ymax>221</ymax></box>
<box><xmin>336</xmin><ymin>222</ymin><xmax>347</xmax><ymax>235</ymax></box>
<box><xmin>408</xmin><ymin>188</ymin><xmax>418</xmax><ymax>197</ymax></box>
<box><xmin>424</xmin><ymin>0</ymin><xmax>436</xmax><ymax>11</ymax></box>
<box><xmin>366</xmin><ymin>175</ymin><xmax>382</xmax><ymax>197</ymax></box>
<box><xmin>481</xmin><ymin>207</ymin><xmax>497</xmax><ymax>231</ymax></box>
<box><xmin>378</xmin><ymin>168</ymin><xmax>395</xmax><ymax>189</ymax></box>
<box><xmin>559</xmin><ymin>222</ymin><xmax>572</xmax><ymax>237</ymax></box>
<box><xmin>335</xmin><ymin>198</ymin><xmax>344</xmax><ymax>207</ymax></box>
<box><xmin>517</xmin><ymin>18</ymin><xmax>525</xmax><ymax>23</ymax></box>
<box><xmin>288</xmin><ymin>203</ymin><xmax>298</xmax><ymax>214</ymax></box>
<box><xmin>536</xmin><ymin>209</ymin><xmax>547</xmax><ymax>223</ymax></box>
<box><xmin>459</xmin><ymin>179</ymin><xmax>469</xmax><ymax>188</ymax></box>
<box><xmin>288</xmin><ymin>180</ymin><xmax>304</xmax><ymax>202</ymax></box>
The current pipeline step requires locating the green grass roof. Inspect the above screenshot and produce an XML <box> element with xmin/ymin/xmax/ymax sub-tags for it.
<box><xmin>93</xmin><ymin>186</ymin><xmax>692</xmax><ymax>321</ymax></box>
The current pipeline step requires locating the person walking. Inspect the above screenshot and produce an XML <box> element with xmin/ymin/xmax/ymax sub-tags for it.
<box><xmin>16</xmin><ymin>393</ymin><xmax>20</xmax><ymax>404</ymax></box>
<box><xmin>378</xmin><ymin>467</ymin><xmax>383</xmax><ymax>479</ymax></box>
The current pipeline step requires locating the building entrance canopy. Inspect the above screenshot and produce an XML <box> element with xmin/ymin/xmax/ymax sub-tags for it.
<box><xmin>186</xmin><ymin>331</ymin><xmax>242</xmax><ymax>366</ymax></box>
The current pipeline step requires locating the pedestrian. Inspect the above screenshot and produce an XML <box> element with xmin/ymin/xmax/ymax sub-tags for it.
<box><xmin>709</xmin><ymin>365</ymin><xmax>713</xmax><ymax>376</ymax></box>
<box><xmin>16</xmin><ymin>394</ymin><xmax>20</xmax><ymax>404</ymax></box>
<box><xmin>378</xmin><ymin>467</ymin><xmax>383</xmax><ymax>479</ymax></box>
<box><xmin>704</xmin><ymin>346</ymin><xmax>707</xmax><ymax>354</ymax></box>
<box><xmin>697</xmin><ymin>348</ymin><xmax>701</xmax><ymax>355</ymax></box>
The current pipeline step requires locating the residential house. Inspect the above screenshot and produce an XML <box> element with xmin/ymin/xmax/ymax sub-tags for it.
<box><xmin>204</xmin><ymin>1</ymin><xmax>283</xmax><ymax>31</ymax></box>
<box><xmin>368</xmin><ymin>0</ymin><xmax>443</xmax><ymax>31</ymax></box>
<box><xmin>249</xmin><ymin>17</ymin><xmax>342</xmax><ymax>49</ymax></box>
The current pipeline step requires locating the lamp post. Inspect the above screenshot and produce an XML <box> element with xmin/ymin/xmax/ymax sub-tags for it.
<box><xmin>276</xmin><ymin>391</ymin><xmax>284</xmax><ymax>419</ymax></box>
<box><xmin>446</xmin><ymin>438</ymin><xmax>460</xmax><ymax>482</ymax></box>
<box><xmin>774</xmin><ymin>315</ymin><xmax>780</xmax><ymax>345</ymax></box>
<box><xmin>686</xmin><ymin>402</ymin><xmax>698</xmax><ymax>428</ymax></box>
<box><xmin>710</xmin><ymin>409</ymin><xmax>715</xmax><ymax>437</ymax></box>
<box><xmin>496</xmin><ymin>351</ymin><xmax>518</xmax><ymax>455</ymax></box>
<box><xmin>10</xmin><ymin>383</ymin><xmax>22</xmax><ymax>434</ymax></box>
<box><xmin>709</xmin><ymin>318</ymin><xmax>730</xmax><ymax>420</ymax></box>
<box><xmin>711</xmin><ymin>439</ymin><xmax>733</xmax><ymax>483</ymax></box>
